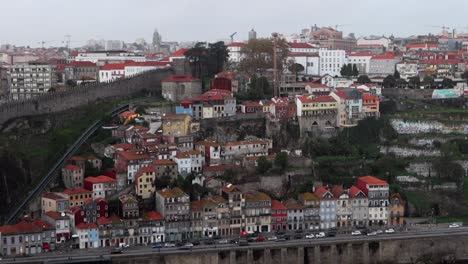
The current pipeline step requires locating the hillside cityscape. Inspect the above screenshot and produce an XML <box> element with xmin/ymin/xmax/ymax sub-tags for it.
<box><xmin>2</xmin><ymin>3</ymin><xmax>468</xmax><ymax>264</ymax></box>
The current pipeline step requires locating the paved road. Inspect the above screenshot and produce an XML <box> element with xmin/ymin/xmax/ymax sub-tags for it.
<box><xmin>2</xmin><ymin>227</ymin><xmax>468</xmax><ymax>264</ymax></box>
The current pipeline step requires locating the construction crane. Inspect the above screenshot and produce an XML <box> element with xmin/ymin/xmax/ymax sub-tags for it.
<box><xmin>334</xmin><ymin>24</ymin><xmax>350</xmax><ymax>31</ymax></box>
<box><xmin>425</xmin><ymin>25</ymin><xmax>451</xmax><ymax>36</ymax></box>
<box><xmin>230</xmin><ymin>32</ymin><xmax>237</xmax><ymax>43</ymax></box>
<box><xmin>37</xmin><ymin>40</ymin><xmax>55</xmax><ymax>48</ymax></box>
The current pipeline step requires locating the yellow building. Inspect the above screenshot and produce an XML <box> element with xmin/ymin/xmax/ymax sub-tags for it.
<box><xmin>390</xmin><ymin>193</ymin><xmax>405</xmax><ymax>226</ymax></box>
<box><xmin>295</xmin><ymin>95</ymin><xmax>338</xmax><ymax>117</ymax></box>
<box><xmin>135</xmin><ymin>167</ymin><xmax>156</xmax><ymax>200</ymax></box>
<box><xmin>162</xmin><ymin>114</ymin><xmax>192</xmax><ymax>137</ymax></box>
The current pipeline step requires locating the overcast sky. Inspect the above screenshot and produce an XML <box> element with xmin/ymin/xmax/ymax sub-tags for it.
<box><xmin>3</xmin><ymin>0</ymin><xmax>468</xmax><ymax>47</ymax></box>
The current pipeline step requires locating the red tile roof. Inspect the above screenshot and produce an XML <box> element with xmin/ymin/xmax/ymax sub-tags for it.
<box><xmin>119</xmin><ymin>111</ymin><xmax>137</xmax><ymax>117</ymax></box>
<box><xmin>191</xmin><ymin>200</ymin><xmax>203</xmax><ymax>212</ymax></box>
<box><xmin>358</xmin><ymin>176</ymin><xmax>388</xmax><ymax>186</ymax></box>
<box><xmin>42</xmin><ymin>192</ymin><xmax>67</xmax><ymax>201</ymax></box>
<box><xmin>153</xmin><ymin>159</ymin><xmax>177</xmax><ymax>166</ymax></box>
<box><xmin>371</xmin><ymin>54</ymin><xmax>395</xmax><ymax>60</ymax></box>
<box><xmin>227</xmin><ymin>42</ymin><xmax>246</xmax><ymax>47</ymax></box>
<box><xmin>117</xmin><ymin>151</ymin><xmax>150</xmax><ymax>161</ymax></box>
<box><xmin>348</xmin><ymin>186</ymin><xmax>366</xmax><ymax>198</ymax></box>
<box><xmin>271</xmin><ymin>200</ymin><xmax>287</xmax><ymax>210</ymax></box>
<box><xmin>113</xmin><ymin>143</ymin><xmax>134</xmax><ymax>150</ymax></box>
<box><xmin>348</xmin><ymin>52</ymin><xmax>373</xmax><ymax>57</ymax></box>
<box><xmin>76</xmin><ymin>223</ymin><xmax>98</xmax><ymax>230</ymax></box>
<box><xmin>66</xmin><ymin>61</ymin><xmax>97</xmax><ymax>67</ymax></box>
<box><xmin>162</xmin><ymin>75</ymin><xmax>200</xmax><ymax>82</ymax></box>
<box><xmin>62</xmin><ymin>188</ymin><xmax>92</xmax><ymax>195</ymax></box>
<box><xmin>331</xmin><ymin>185</ymin><xmax>345</xmax><ymax>197</ymax></box>
<box><xmin>406</xmin><ymin>43</ymin><xmax>438</xmax><ymax>49</ymax></box>
<box><xmin>288</xmin><ymin>42</ymin><xmax>315</xmax><ymax>49</ymax></box>
<box><xmin>169</xmin><ymin>48</ymin><xmax>188</xmax><ymax>57</ymax></box>
<box><xmin>97</xmin><ymin>217</ymin><xmax>112</xmax><ymax>225</ymax></box>
<box><xmin>314</xmin><ymin>186</ymin><xmax>334</xmax><ymax>200</ymax></box>
<box><xmin>45</xmin><ymin>211</ymin><xmax>69</xmax><ymax>220</ymax></box>
<box><xmin>144</xmin><ymin>211</ymin><xmax>164</xmax><ymax>221</ymax></box>
<box><xmin>100</xmin><ymin>63</ymin><xmax>127</xmax><ymax>71</ymax></box>
<box><xmin>63</xmin><ymin>164</ymin><xmax>81</xmax><ymax>171</ymax></box>
<box><xmin>135</xmin><ymin>166</ymin><xmax>156</xmax><ymax>181</ymax></box>
<box><xmin>84</xmin><ymin>175</ymin><xmax>116</xmax><ymax>184</ymax></box>
<box><xmin>297</xmin><ymin>95</ymin><xmax>336</xmax><ymax>104</ymax></box>
<box><xmin>0</xmin><ymin>221</ymin><xmax>42</xmax><ymax>235</ymax></box>
<box><xmin>362</xmin><ymin>94</ymin><xmax>379</xmax><ymax>101</ymax></box>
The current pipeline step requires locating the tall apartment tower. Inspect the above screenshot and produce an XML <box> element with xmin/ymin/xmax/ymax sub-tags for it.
<box><xmin>8</xmin><ymin>62</ymin><xmax>56</xmax><ymax>100</ymax></box>
<box><xmin>248</xmin><ymin>29</ymin><xmax>257</xmax><ymax>41</ymax></box>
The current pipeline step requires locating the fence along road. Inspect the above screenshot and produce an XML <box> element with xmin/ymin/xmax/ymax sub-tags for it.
<box><xmin>4</xmin><ymin>104</ymin><xmax>130</xmax><ymax>224</ymax></box>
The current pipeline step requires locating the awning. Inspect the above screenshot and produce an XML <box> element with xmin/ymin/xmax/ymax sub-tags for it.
<box><xmin>42</xmin><ymin>243</ymin><xmax>51</xmax><ymax>250</ymax></box>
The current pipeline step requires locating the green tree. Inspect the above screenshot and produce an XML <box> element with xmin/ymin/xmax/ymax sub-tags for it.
<box><xmin>185</xmin><ymin>41</ymin><xmax>229</xmax><ymax>79</ymax></box>
<box><xmin>340</xmin><ymin>64</ymin><xmax>348</xmax><ymax>77</ymax></box>
<box><xmin>393</xmin><ymin>69</ymin><xmax>400</xmax><ymax>79</ymax></box>
<box><xmin>441</xmin><ymin>77</ymin><xmax>454</xmax><ymax>88</ymax></box>
<box><xmin>275</xmin><ymin>152</ymin><xmax>289</xmax><ymax>171</ymax></box>
<box><xmin>135</xmin><ymin>106</ymin><xmax>146</xmax><ymax>115</ymax></box>
<box><xmin>207</xmin><ymin>41</ymin><xmax>229</xmax><ymax>76</ymax></box>
<box><xmin>357</xmin><ymin>75</ymin><xmax>371</xmax><ymax>84</ymax></box>
<box><xmin>288</xmin><ymin>63</ymin><xmax>305</xmax><ymax>77</ymax></box>
<box><xmin>85</xmin><ymin>161</ymin><xmax>100</xmax><ymax>177</ymax></box>
<box><xmin>383</xmin><ymin>75</ymin><xmax>396</xmax><ymax>88</ymax></box>
<box><xmin>239</xmin><ymin>38</ymin><xmax>289</xmax><ymax>75</ymax></box>
<box><xmin>395</xmin><ymin>78</ymin><xmax>407</xmax><ymax>88</ymax></box>
<box><xmin>422</xmin><ymin>75</ymin><xmax>435</xmax><ymax>88</ymax></box>
<box><xmin>257</xmin><ymin>156</ymin><xmax>272</xmax><ymax>174</ymax></box>
<box><xmin>185</xmin><ymin>42</ymin><xmax>208</xmax><ymax>79</ymax></box>
<box><xmin>352</xmin><ymin>64</ymin><xmax>359</xmax><ymax>77</ymax></box>
<box><xmin>408</xmin><ymin>76</ymin><xmax>421</xmax><ymax>88</ymax></box>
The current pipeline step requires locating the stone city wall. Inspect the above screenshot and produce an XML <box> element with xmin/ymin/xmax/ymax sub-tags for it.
<box><xmin>0</xmin><ymin>68</ymin><xmax>173</xmax><ymax>127</ymax></box>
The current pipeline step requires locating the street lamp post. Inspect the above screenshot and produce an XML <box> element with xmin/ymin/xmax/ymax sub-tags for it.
<box><xmin>272</xmin><ymin>33</ymin><xmax>278</xmax><ymax>97</ymax></box>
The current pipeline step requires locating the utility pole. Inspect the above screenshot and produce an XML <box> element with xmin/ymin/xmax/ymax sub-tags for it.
<box><xmin>272</xmin><ymin>32</ymin><xmax>278</xmax><ymax>97</ymax></box>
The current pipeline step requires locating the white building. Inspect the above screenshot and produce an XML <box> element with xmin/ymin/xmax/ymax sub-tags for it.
<box><xmin>99</xmin><ymin>63</ymin><xmax>125</xmax><ymax>82</ymax></box>
<box><xmin>319</xmin><ymin>50</ymin><xmax>346</xmax><ymax>76</ymax></box>
<box><xmin>227</xmin><ymin>42</ymin><xmax>246</xmax><ymax>63</ymax></box>
<box><xmin>124</xmin><ymin>61</ymin><xmax>171</xmax><ymax>78</ymax></box>
<box><xmin>76</xmin><ymin>223</ymin><xmax>99</xmax><ymax>249</ymax></box>
<box><xmin>396</xmin><ymin>62</ymin><xmax>418</xmax><ymax>80</ymax></box>
<box><xmin>287</xmin><ymin>53</ymin><xmax>319</xmax><ymax>76</ymax></box>
<box><xmin>347</xmin><ymin>52</ymin><xmax>372</xmax><ymax>75</ymax></box>
<box><xmin>74</xmin><ymin>51</ymin><xmax>146</xmax><ymax>64</ymax></box>
<box><xmin>174</xmin><ymin>150</ymin><xmax>204</xmax><ymax>177</ymax></box>
<box><xmin>105</xmin><ymin>40</ymin><xmax>124</xmax><ymax>51</ymax></box>
<box><xmin>357</xmin><ymin>37</ymin><xmax>392</xmax><ymax>50</ymax></box>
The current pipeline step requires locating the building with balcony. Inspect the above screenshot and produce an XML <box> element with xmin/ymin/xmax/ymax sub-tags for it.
<box><xmin>7</xmin><ymin>62</ymin><xmax>56</xmax><ymax>100</ymax></box>
<box><xmin>357</xmin><ymin>176</ymin><xmax>389</xmax><ymax>226</ymax></box>
<box><xmin>155</xmin><ymin>188</ymin><xmax>190</xmax><ymax>241</ymax></box>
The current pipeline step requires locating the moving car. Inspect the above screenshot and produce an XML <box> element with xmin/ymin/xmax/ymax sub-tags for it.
<box><xmin>111</xmin><ymin>247</ymin><xmax>123</xmax><ymax>254</ymax></box>
<box><xmin>218</xmin><ymin>239</ymin><xmax>229</xmax><ymax>244</ymax></box>
<box><xmin>239</xmin><ymin>240</ymin><xmax>249</xmax><ymax>246</ymax></box>
<box><xmin>267</xmin><ymin>236</ymin><xmax>277</xmax><ymax>241</ymax></box>
<box><xmin>152</xmin><ymin>243</ymin><xmax>163</xmax><ymax>249</ymax></box>
<box><xmin>305</xmin><ymin>234</ymin><xmax>315</xmax><ymax>239</ymax></box>
<box><xmin>164</xmin><ymin>243</ymin><xmax>176</xmax><ymax>248</ymax></box>
<box><xmin>180</xmin><ymin>243</ymin><xmax>194</xmax><ymax>250</ymax></box>
<box><xmin>351</xmin><ymin>231</ymin><xmax>362</xmax><ymax>236</ymax></box>
<box><xmin>256</xmin><ymin>236</ymin><xmax>266</xmax><ymax>242</ymax></box>
<box><xmin>367</xmin><ymin>231</ymin><xmax>378</xmax><ymax>236</ymax></box>
<box><xmin>449</xmin><ymin>223</ymin><xmax>460</xmax><ymax>228</ymax></box>
<box><xmin>376</xmin><ymin>230</ymin><xmax>383</xmax><ymax>234</ymax></box>
<box><xmin>315</xmin><ymin>232</ymin><xmax>326</xmax><ymax>238</ymax></box>
<box><xmin>385</xmin><ymin>229</ymin><xmax>395</xmax><ymax>234</ymax></box>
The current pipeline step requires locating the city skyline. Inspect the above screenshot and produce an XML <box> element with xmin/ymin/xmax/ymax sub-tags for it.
<box><xmin>3</xmin><ymin>0</ymin><xmax>468</xmax><ymax>47</ymax></box>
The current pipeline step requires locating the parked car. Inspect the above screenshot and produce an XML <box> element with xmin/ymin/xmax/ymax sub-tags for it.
<box><xmin>218</xmin><ymin>239</ymin><xmax>229</xmax><ymax>244</ymax></box>
<box><xmin>385</xmin><ymin>229</ymin><xmax>395</xmax><ymax>234</ymax></box>
<box><xmin>256</xmin><ymin>236</ymin><xmax>266</xmax><ymax>242</ymax></box>
<box><xmin>239</xmin><ymin>240</ymin><xmax>249</xmax><ymax>246</ymax></box>
<box><xmin>204</xmin><ymin>240</ymin><xmax>215</xmax><ymax>245</ymax></box>
<box><xmin>295</xmin><ymin>230</ymin><xmax>303</xmax><ymax>234</ymax></box>
<box><xmin>316</xmin><ymin>232</ymin><xmax>326</xmax><ymax>238</ymax></box>
<box><xmin>367</xmin><ymin>231</ymin><xmax>378</xmax><ymax>236</ymax></box>
<box><xmin>192</xmin><ymin>240</ymin><xmax>200</xmax><ymax>246</ymax></box>
<box><xmin>305</xmin><ymin>234</ymin><xmax>315</xmax><ymax>239</ymax></box>
<box><xmin>152</xmin><ymin>243</ymin><xmax>163</xmax><ymax>249</ymax></box>
<box><xmin>275</xmin><ymin>230</ymin><xmax>285</xmax><ymax>236</ymax></box>
<box><xmin>376</xmin><ymin>230</ymin><xmax>383</xmax><ymax>234</ymax></box>
<box><xmin>180</xmin><ymin>243</ymin><xmax>194</xmax><ymax>250</ymax></box>
<box><xmin>351</xmin><ymin>231</ymin><xmax>362</xmax><ymax>236</ymax></box>
<box><xmin>111</xmin><ymin>247</ymin><xmax>123</xmax><ymax>254</ymax></box>
<box><xmin>267</xmin><ymin>236</ymin><xmax>277</xmax><ymax>241</ymax></box>
<box><xmin>449</xmin><ymin>223</ymin><xmax>460</xmax><ymax>228</ymax></box>
<box><xmin>294</xmin><ymin>234</ymin><xmax>303</xmax><ymax>239</ymax></box>
<box><xmin>164</xmin><ymin>243</ymin><xmax>176</xmax><ymax>248</ymax></box>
